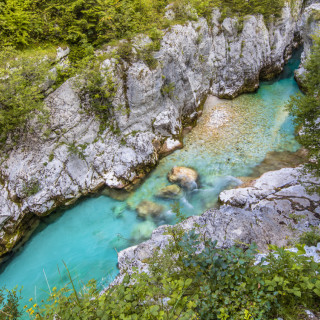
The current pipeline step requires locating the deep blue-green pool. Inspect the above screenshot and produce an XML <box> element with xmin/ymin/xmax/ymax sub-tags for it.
<box><xmin>0</xmin><ymin>52</ymin><xmax>302</xmax><ymax>316</ymax></box>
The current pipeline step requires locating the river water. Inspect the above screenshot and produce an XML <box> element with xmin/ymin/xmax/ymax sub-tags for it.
<box><xmin>0</xmin><ymin>51</ymin><xmax>302</xmax><ymax>315</ymax></box>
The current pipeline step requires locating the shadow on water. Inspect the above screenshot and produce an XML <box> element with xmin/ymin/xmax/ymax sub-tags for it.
<box><xmin>265</xmin><ymin>46</ymin><xmax>303</xmax><ymax>84</ymax></box>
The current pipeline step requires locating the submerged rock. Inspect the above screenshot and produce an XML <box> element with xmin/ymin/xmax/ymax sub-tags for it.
<box><xmin>156</xmin><ymin>184</ymin><xmax>182</xmax><ymax>199</ymax></box>
<box><xmin>102</xmin><ymin>188</ymin><xmax>131</xmax><ymax>201</ymax></box>
<box><xmin>168</xmin><ymin>167</ymin><xmax>198</xmax><ymax>190</ymax></box>
<box><xmin>136</xmin><ymin>200</ymin><xmax>164</xmax><ymax>218</ymax></box>
<box><xmin>131</xmin><ymin>220</ymin><xmax>157</xmax><ymax>242</ymax></box>
<box><xmin>112</xmin><ymin>203</ymin><xmax>127</xmax><ymax>218</ymax></box>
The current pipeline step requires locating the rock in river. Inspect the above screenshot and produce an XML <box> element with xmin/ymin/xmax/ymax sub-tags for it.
<box><xmin>168</xmin><ymin>167</ymin><xmax>198</xmax><ymax>190</ymax></box>
<box><xmin>136</xmin><ymin>200</ymin><xmax>164</xmax><ymax>218</ymax></box>
<box><xmin>156</xmin><ymin>184</ymin><xmax>182</xmax><ymax>199</ymax></box>
<box><xmin>131</xmin><ymin>220</ymin><xmax>157</xmax><ymax>242</ymax></box>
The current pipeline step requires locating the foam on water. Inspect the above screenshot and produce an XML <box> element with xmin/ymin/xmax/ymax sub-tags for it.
<box><xmin>0</xmin><ymin>51</ymin><xmax>302</xmax><ymax>316</ymax></box>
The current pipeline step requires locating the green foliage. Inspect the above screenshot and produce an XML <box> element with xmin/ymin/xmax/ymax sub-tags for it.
<box><xmin>137</xmin><ymin>40</ymin><xmax>160</xmax><ymax>70</ymax></box>
<box><xmin>299</xmin><ymin>227</ymin><xmax>320</xmax><ymax>246</ymax></box>
<box><xmin>0</xmin><ymin>47</ymin><xmax>53</xmax><ymax>145</ymax></box>
<box><xmin>24</xmin><ymin>227</ymin><xmax>320</xmax><ymax>320</ymax></box>
<box><xmin>116</xmin><ymin>41</ymin><xmax>134</xmax><ymax>62</ymax></box>
<box><xmin>22</xmin><ymin>178</ymin><xmax>41</xmax><ymax>197</ymax></box>
<box><xmin>170</xmin><ymin>201</ymin><xmax>187</xmax><ymax>223</ymax></box>
<box><xmin>288</xmin><ymin>33</ymin><xmax>320</xmax><ymax>177</ymax></box>
<box><xmin>66</xmin><ymin>142</ymin><xmax>87</xmax><ymax>160</ymax></box>
<box><xmin>76</xmin><ymin>56</ymin><xmax>117</xmax><ymax>132</ymax></box>
<box><xmin>161</xmin><ymin>82</ymin><xmax>176</xmax><ymax>97</ymax></box>
<box><xmin>0</xmin><ymin>286</ymin><xmax>22</xmax><ymax>319</ymax></box>
<box><xmin>0</xmin><ymin>0</ymin><xmax>287</xmax><ymax>51</ymax></box>
<box><xmin>0</xmin><ymin>0</ymin><xmax>172</xmax><ymax>50</ymax></box>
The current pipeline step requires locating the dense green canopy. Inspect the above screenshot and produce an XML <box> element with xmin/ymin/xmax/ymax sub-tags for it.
<box><xmin>0</xmin><ymin>0</ymin><xmax>285</xmax><ymax>49</ymax></box>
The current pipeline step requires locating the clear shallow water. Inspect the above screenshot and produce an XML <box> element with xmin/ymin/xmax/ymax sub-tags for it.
<box><xmin>0</xmin><ymin>52</ymin><xmax>302</xmax><ymax>315</ymax></box>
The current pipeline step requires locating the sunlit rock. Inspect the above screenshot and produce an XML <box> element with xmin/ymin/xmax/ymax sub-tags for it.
<box><xmin>168</xmin><ymin>167</ymin><xmax>198</xmax><ymax>190</ymax></box>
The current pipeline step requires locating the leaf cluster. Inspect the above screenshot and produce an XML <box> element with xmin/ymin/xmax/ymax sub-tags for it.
<box><xmin>0</xmin><ymin>47</ymin><xmax>53</xmax><ymax>145</ymax></box>
<box><xmin>0</xmin><ymin>286</ymin><xmax>22</xmax><ymax>320</ymax></box>
<box><xmin>24</xmin><ymin>227</ymin><xmax>320</xmax><ymax>320</ymax></box>
<box><xmin>287</xmin><ymin>33</ymin><xmax>320</xmax><ymax>177</ymax></box>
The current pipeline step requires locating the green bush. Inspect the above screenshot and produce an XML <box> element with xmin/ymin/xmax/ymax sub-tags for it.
<box><xmin>0</xmin><ymin>286</ymin><xmax>22</xmax><ymax>319</ymax></box>
<box><xmin>288</xmin><ymin>33</ymin><xmax>320</xmax><ymax>178</ymax></box>
<box><xmin>75</xmin><ymin>56</ymin><xmax>117</xmax><ymax>132</ymax></box>
<box><xmin>23</xmin><ymin>227</ymin><xmax>320</xmax><ymax>320</ymax></box>
<box><xmin>0</xmin><ymin>47</ymin><xmax>53</xmax><ymax>145</ymax></box>
<box><xmin>0</xmin><ymin>0</ymin><xmax>287</xmax><ymax>51</ymax></box>
<box><xmin>299</xmin><ymin>227</ymin><xmax>320</xmax><ymax>246</ymax></box>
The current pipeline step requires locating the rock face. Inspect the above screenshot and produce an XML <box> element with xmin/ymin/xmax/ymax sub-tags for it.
<box><xmin>295</xmin><ymin>3</ymin><xmax>320</xmax><ymax>88</ymax></box>
<box><xmin>136</xmin><ymin>201</ymin><xmax>164</xmax><ymax>218</ymax></box>
<box><xmin>0</xmin><ymin>1</ymin><xmax>317</xmax><ymax>258</ymax></box>
<box><xmin>168</xmin><ymin>167</ymin><xmax>199</xmax><ymax>190</ymax></box>
<box><xmin>114</xmin><ymin>167</ymin><xmax>320</xmax><ymax>284</ymax></box>
<box><xmin>156</xmin><ymin>184</ymin><xmax>183</xmax><ymax>199</ymax></box>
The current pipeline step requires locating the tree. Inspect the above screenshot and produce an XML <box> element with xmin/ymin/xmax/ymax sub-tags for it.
<box><xmin>288</xmin><ymin>33</ymin><xmax>320</xmax><ymax>176</ymax></box>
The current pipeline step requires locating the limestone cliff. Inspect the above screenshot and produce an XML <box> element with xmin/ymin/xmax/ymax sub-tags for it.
<box><xmin>0</xmin><ymin>1</ymin><xmax>318</xmax><ymax>259</ymax></box>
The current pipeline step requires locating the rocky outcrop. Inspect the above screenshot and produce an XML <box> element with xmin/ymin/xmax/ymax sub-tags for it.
<box><xmin>0</xmin><ymin>1</ymin><xmax>315</xmax><ymax>259</ymax></box>
<box><xmin>295</xmin><ymin>2</ymin><xmax>320</xmax><ymax>88</ymax></box>
<box><xmin>114</xmin><ymin>167</ymin><xmax>320</xmax><ymax>284</ymax></box>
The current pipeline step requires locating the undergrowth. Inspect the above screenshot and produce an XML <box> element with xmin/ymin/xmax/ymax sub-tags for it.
<box><xmin>3</xmin><ymin>226</ymin><xmax>317</xmax><ymax>319</ymax></box>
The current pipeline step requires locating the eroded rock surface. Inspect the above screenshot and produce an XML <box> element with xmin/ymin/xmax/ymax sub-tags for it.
<box><xmin>115</xmin><ymin>167</ymin><xmax>320</xmax><ymax>284</ymax></box>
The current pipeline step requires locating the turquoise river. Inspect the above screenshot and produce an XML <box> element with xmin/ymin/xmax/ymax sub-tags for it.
<box><xmin>0</xmin><ymin>51</ymin><xmax>303</xmax><ymax>316</ymax></box>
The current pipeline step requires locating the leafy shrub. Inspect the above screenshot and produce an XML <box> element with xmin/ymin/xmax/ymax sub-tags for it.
<box><xmin>288</xmin><ymin>33</ymin><xmax>320</xmax><ymax>178</ymax></box>
<box><xmin>137</xmin><ymin>40</ymin><xmax>160</xmax><ymax>70</ymax></box>
<box><xmin>116</xmin><ymin>41</ymin><xmax>134</xmax><ymax>62</ymax></box>
<box><xmin>0</xmin><ymin>47</ymin><xmax>53</xmax><ymax>145</ymax></box>
<box><xmin>22</xmin><ymin>178</ymin><xmax>41</xmax><ymax>197</ymax></box>
<box><xmin>299</xmin><ymin>227</ymin><xmax>320</xmax><ymax>246</ymax></box>
<box><xmin>76</xmin><ymin>57</ymin><xmax>117</xmax><ymax>132</ymax></box>
<box><xmin>24</xmin><ymin>227</ymin><xmax>320</xmax><ymax>320</ymax></box>
<box><xmin>0</xmin><ymin>286</ymin><xmax>22</xmax><ymax>319</ymax></box>
<box><xmin>0</xmin><ymin>0</ymin><xmax>287</xmax><ymax>52</ymax></box>
<box><xmin>161</xmin><ymin>82</ymin><xmax>176</xmax><ymax>97</ymax></box>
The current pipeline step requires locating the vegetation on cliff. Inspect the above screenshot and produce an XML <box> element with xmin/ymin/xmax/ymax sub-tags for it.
<box><xmin>288</xmin><ymin>33</ymin><xmax>320</xmax><ymax>177</ymax></box>
<box><xmin>0</xmin><ymin>0</ymin><xmax>286</xmax><ymax>50</ymax></box>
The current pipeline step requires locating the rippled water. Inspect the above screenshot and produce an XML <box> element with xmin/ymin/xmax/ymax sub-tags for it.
<box><xmin>0</xmin><ymin>51</ymin><xmax>302</xmax><ymax>316</ymax></box>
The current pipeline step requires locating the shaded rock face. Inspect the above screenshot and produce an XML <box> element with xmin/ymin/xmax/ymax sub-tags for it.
<box><xmin>114</xmin><ymin>167</ymin><xmax>320</xmax><ymax>285</ymax></box>
<box><xmin>168</xmin><ymin>167</ymin><xmax>198</xmax><ymax>190</ymax></box>
<box><xmin>0</xmin><ymin>2</ymin><xmax>315</xmax><ymax>258</ymax></box>
<box><xmin>136</xmin><ymin>200</ymin><xmax>164</xmax><ymax>218</ymax></box>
